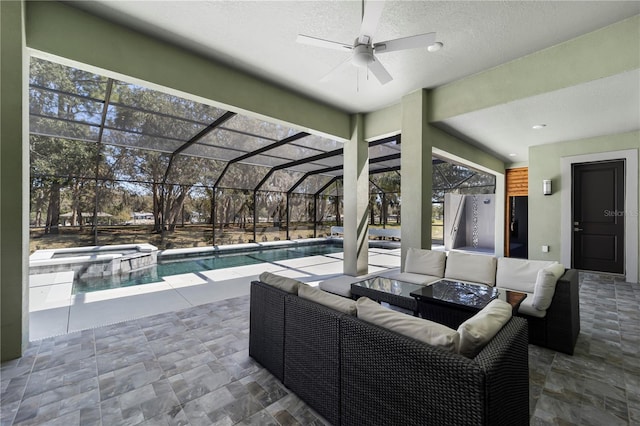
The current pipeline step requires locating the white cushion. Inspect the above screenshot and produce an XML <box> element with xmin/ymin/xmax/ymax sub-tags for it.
<box><xmin>444</xmin><ymin>251</ymin><xmax>497</xmax><ymax>286</ymax></box>
<box><xmin>259</xmin><ymin>271</ymin><xmax>301</xmax><ymax>294</ymax></box>
<box><xmin>457</xmin><ymin>299</ymin><xmax>512</xmax><ymax>358</ymax></box>
<box><xmin>356</xmin><ymin>297</ymin><xmax>460</xmax><ymax>353</ymax></box>
<box><xmin>532</xmin><ymin>263</ymin><xmax>565</xmax><ymax>310</ymax></box>
<box><xmin>405</xmin><ymin>248</ymin><xmax>446</xmax><ymax>277</ymax></box>
<box><xmin>516</xmin><ymin>293</ymin><xmax>546</xmax><ymax>318</ymax></box>
<box><xmin>319</xmin><ymin>275</ymin><xmax>363</xmax><ymax>297</ymax></box>
<box><xmin>298</xmin><ymin>284</ymin><xmax>357</xmax><ymax>315</ymax></box>
<box><xmin>496</xmin><ymin>258</ymin><xmax>557</xmax><ymax>293</ymax></box>
<box><xmin>387</xmin><ymin>272</ymin><xmax>441</xmax><ymax>285</ymax></box>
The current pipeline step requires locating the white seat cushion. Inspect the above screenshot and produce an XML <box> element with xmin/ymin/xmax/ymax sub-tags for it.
<box><xmin>299</xmin><ymin>283</ymin><xmax>357</xmax><ymax>315</ymax></box>
<box><xmin>356</xmin><ymin>297</ymin><xmax>460</xmax><ymax>353</ymax></box>
<box><xmin>532</xmin><ymin>263</ymin><xmax>565</xmax><ymax>310</ymax></box>
<box><xmin>444</xmin><ymin>251</ymin><xmax>497</xmax><ymax>286</ymax></box>
<box><xmin>496</xmin><ymin>257</ymin><xmax>557</xmax><ymax>293</ymax></box>
<box><xmin>516</xmin><ymin>293</ymin><xmax>546</xmax><ymax>318</ymax></box>
<box><xmin>387</xmin><ymin>272</ymin><xmax>441</xmax><ymax>285</ymax></box>
<box><xmin>457</xmin><ymin>299</ymin><xmax>512</xmax><ymax>358</ymax></box>
<box><xmin>404</xmin><ymin>248</ymin><xmax>446</xmax><ymax>277</ymax></box>
<box><xmin>319</xmin><ymin>274</ymin><xmax>372</xmax><ymax>297</ymax></box>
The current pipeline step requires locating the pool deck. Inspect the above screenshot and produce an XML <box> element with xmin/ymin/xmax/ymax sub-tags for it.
<box><xmin>29</xmin><ymin>247</ymin><xmax>402</xmax><ymax>341</ymax></box>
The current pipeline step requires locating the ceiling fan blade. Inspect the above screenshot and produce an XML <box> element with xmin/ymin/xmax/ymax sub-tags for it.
<box><xmin>358</xmin><ymin>0</ymin><xmax>385</xmax><ymax>45</ymax></box>
<box><xmin>368</xmin><ymin>57</ymin><xmax>392</xmax><ymax>85</ymax></box>
<box><xmin>297</xmin><ymin>34</ymin><xmax>352</xmax><ymax>51</ymax></box>
<box><xmin>374</xmin><ymin>32</ymin><xmax>437</xmax><ymax>54</ymax></box>
<box><xmin>319</xmin><ymin>57</ymin><xmax>353</xmax><ymax>82</ymax></box>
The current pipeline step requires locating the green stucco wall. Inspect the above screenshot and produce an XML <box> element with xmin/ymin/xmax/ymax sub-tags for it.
<box><xmin>1</xmin><ymin>0</ymin><xmax>28</xmax><ymax>361</ymax></box>
<box><xmin>25</xmin><ymin>1</ymin><xmax>351</xmax><ymax>141</ymax></box>
<box><xmin>430</xmin><ymin>15</ymin><xmax>640</xmax><ymax>121</ymax></box>
<box><xmin>529</xmin><ymin>132</ymin><xmax>640</xmax><ymax>280</ymax></box>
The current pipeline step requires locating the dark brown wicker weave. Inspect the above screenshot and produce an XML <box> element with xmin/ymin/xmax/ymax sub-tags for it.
<box><xmin>284</xmin><ymin>295</ymin><xmax>344</xmax><ymax>426</ymax></box>
<box><xmin>516</xmin><ymin>268</ymin><xmax>580</xmax><ymax>355</ymax></box>
<box><xmin>340</xmin><ymin>315</ymin><xmax>529</xmax><ymax>426</ymax></box>
<box><xmin>249</xmin><ymin>281</ymin><xmax>287</xmax><ymax>381</ymax></box>
<box><xmin>414</xmin><ymin>301</ymin><xmax>477</xmax><ymax>329</ymax></box>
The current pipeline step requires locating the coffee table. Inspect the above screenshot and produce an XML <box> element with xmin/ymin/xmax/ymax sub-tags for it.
<box><xmin>410</xmin><ymin>279</ymin><xmax>526</xmax><ymax>329</ymax></box>
<box><xmin>350</xmin><ymin>277</ymin><xmax>424</xmax><ymax>316</ymax></box>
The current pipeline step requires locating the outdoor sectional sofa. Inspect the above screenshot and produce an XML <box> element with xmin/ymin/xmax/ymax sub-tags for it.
<box><xmin>320</xmin><ymin>249</ymin><xmax>580</xmax><ymax>355</ymax></box>
<box><xmin>249</xmin><ymin>277</ymin><xmax>529</xmax><ymax>426</ymax></box>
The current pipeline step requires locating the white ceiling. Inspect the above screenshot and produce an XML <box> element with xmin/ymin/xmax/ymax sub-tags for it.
<box><xmin>69</xmin><ymin>1</ymin><xmax>640</xmax><ymax>163</ymax></box>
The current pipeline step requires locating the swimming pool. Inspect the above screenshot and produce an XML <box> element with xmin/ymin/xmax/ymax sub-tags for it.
<box><xmin>72</xmin><ymin>242</ymin><xmax>344</xmax><ymax>294</ymax></box>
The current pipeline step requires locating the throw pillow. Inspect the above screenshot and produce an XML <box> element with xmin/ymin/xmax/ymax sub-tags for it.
<box><xmin>532</xmin><ymin>263</ymin><xmax>565</xmax><ymax>311</ymax></box>
<box><xmin>298</xmin><ymin>283</ymin><xmax>357</xmax><ymax>315</ymax></box>
<box><xmin>356</xmin><ymin>297</ymin><xmax>460</xmax><ymax>353</ymax></box>
<box><xmin>405</xmin><ymin>248</ymin><xmax>447</xmax><ymax>277</ymax></box>
<box><xmin>259</xmin><ymin>271</ymin><xmax>302</xmax><ymax>294</ymax></box>
<box><xmin>457</xmin><ymin>299</ymin><xmax>512</xmax><ymax>358</ymax></box>
<box><xmin>444</xmin><ymin>251</ymin><xmax>498</xmax><ymax>286</ymax></box>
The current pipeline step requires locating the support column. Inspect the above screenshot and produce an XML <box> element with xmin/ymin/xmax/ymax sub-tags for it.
<box><xmin>343</xmin><ymin>114</ymin><xmax>369</xmax><ymax>276</ymax></box>
<box><xmin>400</xmin><ymin>90</ymin><xmax>433</xmax><ymax>269</ymax></box>
<box><xmin>1</xmin><ymin>0</ymin><xmax>28</xmax><ymax>361</ymax></box>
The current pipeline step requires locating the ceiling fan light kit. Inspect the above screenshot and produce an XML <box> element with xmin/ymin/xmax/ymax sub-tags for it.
<box><xmin>296</xmin><ymin>0</ymin><xmax>440</xmax><ymax>86</ymax></box>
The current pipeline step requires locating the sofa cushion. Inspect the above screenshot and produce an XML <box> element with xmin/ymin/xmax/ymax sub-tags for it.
<box><xmin>387</xmin><ymin>272</ymin><xmax>441</xmax><ymax>285</ymax></box>
<box><xmin>532</xmin><ymin>263</ymin><xmax>565</xmax><ymax>310</ymax></box>
<box><xmin>356</xmin><ymin>297</ymin><xmax>459</xmax><ymax>353</ymax></box>
<box><xmin>299</xmin><ymin>284</ymin><xmax>357</xmax><ymax>315</ymax></box>
<box><xmin>496</xmin><ymin>258</ymin><xmax>557</xmax><ymax>293</ymax></box>
<box><xmin>516</xmin><ymin>293</ymin><xmax>546</xmax><ymax>318</ymax></box>
<box><xmin>259</xmin><ymin>271</ymin><xmax>301</xmax><ymax>294</ymax></box>
<box><xmin>457</xmin><ymin>299</ymin><xmax>512</xmax><ymax>358</ymax></box>
<box><xmin>318</xmin><ymin>275</ymin><xmax>361</xmax><ymax>297</ymax></box>
<box><xmin>444</xmin><ymin>251</ymin><xmax>497</xmax><ymax>286</ymax></box>
<box><xmin>405</xmin><ymin>248</ymin><xmax>446</xmax><ymax>277</ymax></box>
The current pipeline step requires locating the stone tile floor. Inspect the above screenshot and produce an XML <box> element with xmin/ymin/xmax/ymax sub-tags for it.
<box><xmin>1</xmin><ymin>272</ymin><xmax>638</xmax><ymax>425</ymax></box>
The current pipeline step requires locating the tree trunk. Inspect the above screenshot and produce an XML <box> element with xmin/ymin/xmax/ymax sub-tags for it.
<box><xmin>45</xmin><ymin>181</ymin><xmax>61</xmax><ymax>234</ymax></box>
<box><xmin>166</xmin><ymin>186</ymin><xmax>189</xmax><ymax>231</ymax></box>
<box><xmin>152</xmin><ymin>182</ymin><xmax>162</xmax><ymax>232</ymax></box>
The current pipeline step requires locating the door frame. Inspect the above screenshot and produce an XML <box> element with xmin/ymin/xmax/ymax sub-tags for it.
<box><xmin>561</xmin><ymin>149</ymin><xmax>638</xmax><ymax>283</ymax></box>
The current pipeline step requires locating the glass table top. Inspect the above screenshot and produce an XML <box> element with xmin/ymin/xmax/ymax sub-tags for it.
<box><xmin>410</xmin><ymin>279</ymin><xmax>499</xmax><ymax>309</ymax></box>
<box><xmin>351</xmin><ymin>277</ymin><xmax>424</xmax><ymax>298</ymax></box>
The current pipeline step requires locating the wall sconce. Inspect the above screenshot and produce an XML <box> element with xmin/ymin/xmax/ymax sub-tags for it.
<box><xmin>543</xmin><ymin>179</ymin><xmax>552</xmax><ymax>196</ymax></box>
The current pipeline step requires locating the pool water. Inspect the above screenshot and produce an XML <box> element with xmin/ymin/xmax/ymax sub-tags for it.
<box><xmin>72</xmin><ymin>243</ymin><xmax>344</xmax><ymax>294</ymax></box>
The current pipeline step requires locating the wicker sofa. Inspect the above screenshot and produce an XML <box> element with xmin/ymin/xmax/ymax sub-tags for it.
<box><xmin>320</xmin><ymin>249</ymin><xmax>581</xmax><ymax>355</ymax></box>
<box><xmin>249</xmin><ymin>279</ymin><xmax>529</xmax><ymax>426</ymax></box>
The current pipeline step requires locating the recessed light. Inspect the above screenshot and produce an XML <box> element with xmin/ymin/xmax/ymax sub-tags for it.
<box><xmin>427</xmin><ymin>42</ymin><xmax>443</xmax><ymax>52</ymax></box>
<box><xmin>508</xmin><ymin>153</ymin><xmax>517</xmax><ymax>157</ymax></box>
<box><xmin>532</xmin><ymin>124</ymin><xmax>547</xmax><ymax>130</ymax></box>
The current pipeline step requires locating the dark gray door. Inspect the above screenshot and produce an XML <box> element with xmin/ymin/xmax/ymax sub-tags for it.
<box><xmin>572</xmin><ymin>160</ymin><xmax>625</xmax><ymax>273</ymax></box>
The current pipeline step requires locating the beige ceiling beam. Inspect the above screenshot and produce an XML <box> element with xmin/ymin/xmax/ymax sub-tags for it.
<box><xmin>429</xmin><ymin>15</ymin><xmax>640</xmax><ymax>122</ymax></box>
<box><xmin>25</xmin><ymin>1</ymin><xmax>351</xmax><ymax>141</ymax></box>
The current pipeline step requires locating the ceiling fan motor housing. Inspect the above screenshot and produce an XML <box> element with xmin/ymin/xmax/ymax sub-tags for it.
<box><xmin>352</xmin><ymin>43</ymin><xmax>374</xmax><ymax>67</ymax></box>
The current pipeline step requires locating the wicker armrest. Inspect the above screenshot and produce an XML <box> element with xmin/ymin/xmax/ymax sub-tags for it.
<box><xmin>474</xmin><ymin>317</ymin><xmax>529</xmax><ymax>425</ymax></box>
<box><xmin>544</xmin><ymin>268</ymin><xmax>580</xmax><ymax>354</ymax></box>
<box><xmin>249</xmin><ymin>281</ymin><xmax>287</xmax><ymax>381</ymax></box>
<box><xmin>284</xmin><ymin>295</ymin><xmax>344</xmax><ymax>426</ymax></box>
<box><xmin>340</xmin><ymin>314</ymin><xmax>486</xmax><ymax>426</ymax></box>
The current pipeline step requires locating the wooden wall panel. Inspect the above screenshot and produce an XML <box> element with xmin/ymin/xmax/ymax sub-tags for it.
<box><xmin>506</xmin><ymin>167</ymin><xmax>528</xmax><ymax>196</ymax></box>
<box><xmin>505</xmin><ymin>167</ymin><xmax>528</xmax><ymax>256</ymax></box>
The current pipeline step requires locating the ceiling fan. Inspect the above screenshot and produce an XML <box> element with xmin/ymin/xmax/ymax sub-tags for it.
<box><xmin>296</xmin><ymin>0</ymin><xmax>439</xmax><ymax>85</ymax></box>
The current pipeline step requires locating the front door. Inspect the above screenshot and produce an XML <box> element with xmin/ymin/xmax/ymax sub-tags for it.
<box><xmin>572</xmin><ymin>160</ymin><xmax>625</xmax><ymax>273</ymax></box>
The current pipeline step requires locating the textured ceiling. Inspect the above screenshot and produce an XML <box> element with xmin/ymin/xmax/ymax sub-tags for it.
<box><xmin>69</xmin><ymin>1</ymin><xmax>640</xmax><ymax>162</ymax></box>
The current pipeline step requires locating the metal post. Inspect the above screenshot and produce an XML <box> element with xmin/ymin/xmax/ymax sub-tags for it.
<box><xmin>285</xmin><ymin>192</ymin><xmax>290</xmax><ymax>241</ymax></box>
<box><xmin>211</xmin><ymin>188</ymin><xmax>216</xmax><ymax>246</ymax></box>
<box><xmin>253</xmin><ymin>190</ymin><xmax>258</xmax><ymax>243</ymax></box>
<box><xmin>313</xmin><ymin>194</ymin><xmax>317</xmax><ymax>238</ymax></box>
